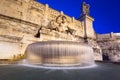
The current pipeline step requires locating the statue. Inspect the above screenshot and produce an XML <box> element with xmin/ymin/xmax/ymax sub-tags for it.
<box><xmin>56</xmin><ymin>15</ymin><xmax>68</xmax><ymax>32</ymax></box>
<box><xmin>48</xmin><ymin>20</ymin><xmax>59</xmax><ymax>31</ymax></box>
<box><xmin>48</xmin><ymin>15</ymin><xmax>69</xmax><ymax>32</ymax></box>
<box><xmin>66</xmin><ymin>27</ymin><xmax>76</xmax><ymax>35</ymax></box>
<box><xmin>34</xmin><ymin>27</ymin><xmax>42</xmax><ymax>38</ymax></box>
<box><xmin>56</xmin><ymin>15</ymin><xmax>68</xmax><ymax>26</ymax></box>
<box><xmin>82</xmin><ymin>2</ymin><xmax>90</xmax><ymax>15</ymax></box>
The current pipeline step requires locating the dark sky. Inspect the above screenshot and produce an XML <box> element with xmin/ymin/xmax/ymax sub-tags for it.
<box><xmin>36</xmin><ymin>0</ymin><xmax>120</xmax><ymax>34</ymax></box>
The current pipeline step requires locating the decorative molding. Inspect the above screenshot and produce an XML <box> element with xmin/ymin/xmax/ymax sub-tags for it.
<box><xmin>0</xmin><ymin>14</ymin><xmax>40</xmax><ymax>28</ymax></box>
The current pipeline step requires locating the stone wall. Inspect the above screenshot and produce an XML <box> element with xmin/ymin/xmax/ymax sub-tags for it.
<box><xmin>0</xmin><ymin>0</ymin><xmax>100</xmax><ymax>60</ymax></box>
<box><xmin>0</xmin><ymin>14</ymin><xmax>39</xmax><ymax>59</ymax></box>
<box><xmin>97</xmin><ymin>33</ymin><xmax>120</xmax><ymax>62</ymax></box>
<box><xmin>0</xmin><ymin>0</ymin><xmax>85</xmax><ymax>59</ymax></box>
<box><xmin>0</xmin><ymin>0</ymin><xmax>84</xmax><ymax>37</ymax></box>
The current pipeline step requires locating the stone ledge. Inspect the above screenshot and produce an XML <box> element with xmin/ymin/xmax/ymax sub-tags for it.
<box><xmin>0</xmin><ymin>14</ymin><xmax>40</xmax><ymax>28</ymax></box>
<box><xmin>0</xmin><ymin>35</ymin><xmax>22</xmax><ymax>41</ymax></box>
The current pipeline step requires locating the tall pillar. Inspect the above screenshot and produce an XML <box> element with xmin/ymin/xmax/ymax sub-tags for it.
<box><xmin>78</xmin><ymin>2</ymin><xmax>102</xmax><ymax>61</ymax></box>
<box><xmin>78</xmin><ymin>2</ymin><xmax>95</xmax><ymax>40</ymax></box>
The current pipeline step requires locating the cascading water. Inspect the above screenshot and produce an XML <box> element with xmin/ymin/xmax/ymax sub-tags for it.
<box><xmin>24</xmin><ymin>41</ymin><xmax>95</xmax><ymax>68</ymax></box>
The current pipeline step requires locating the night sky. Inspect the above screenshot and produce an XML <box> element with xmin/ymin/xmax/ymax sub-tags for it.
<box><xmin>36</xmin><ymin>0</ymin><xmax>120</xmax><ymax>34</ymax></box>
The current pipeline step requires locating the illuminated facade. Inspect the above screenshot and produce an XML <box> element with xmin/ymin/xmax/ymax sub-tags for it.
<box><xmin>0</xmin><ymin>0</ymin><xmax>120</xmax><ymax>62</ymax></box>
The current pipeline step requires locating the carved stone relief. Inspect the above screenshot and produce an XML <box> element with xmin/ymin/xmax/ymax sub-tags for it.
<box><xmin>47</xmin><ymin>15</ymin><xmax>76</xmax><ymax>35</ymax></box>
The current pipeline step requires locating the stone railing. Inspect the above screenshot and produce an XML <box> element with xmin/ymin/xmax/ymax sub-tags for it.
<box><xmin>97</xmin><ymin>33</ymin><xmax>120</xmax><ymax>40</ymax></box>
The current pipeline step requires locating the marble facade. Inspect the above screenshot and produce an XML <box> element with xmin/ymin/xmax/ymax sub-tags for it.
<box><xmin>0</xmin><ymin>0</ymin><xmax>118</xmax><ymax>62</ymax></box>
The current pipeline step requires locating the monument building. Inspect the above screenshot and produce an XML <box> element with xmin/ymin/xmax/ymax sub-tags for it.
<box><xmin>0</xmin><ymin>0</ymin><xmax>120</xmax><ymax>62</ymax></box>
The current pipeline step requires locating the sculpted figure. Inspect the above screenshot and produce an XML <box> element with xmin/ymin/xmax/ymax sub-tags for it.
<box><xmin>56</xmin><ymin>15</ymin><xmax>68</xmax><ymax>32</ymax></box>
<box><xmin>82</xmin><ymin>2</ymin><xmax>90</xmax><ymax>15</ymax></box>
<box><xmin>56</xmin><ymin>15</ymin><xmax>68</xmax><ymax>25</ymax></box>
<box><xmin>48</xmin><ymin>20</ymin><xmax>59</xmax><ymax>31</ymax></box>
<box><xmin>66</xmin><ymin>27</ymin><xmax>76</xmax><ymax>35</ymax></box>
<box><xmin>48</xmin><ymin>15</ymin><xmax>69</xmax><ymax>32</ymax></box>
<box><xmin>34</xmin><ymin>27</ymin><xmax>42</xmax><ymax>38</ymax></box>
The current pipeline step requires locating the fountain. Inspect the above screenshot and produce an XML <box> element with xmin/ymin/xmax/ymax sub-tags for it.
<box><xmin>25</xmin><ymin>41</ymin><xmax>95</xmax><ymax>68</ymax></box>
